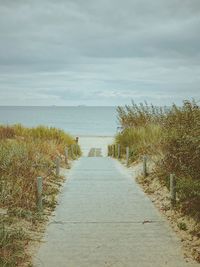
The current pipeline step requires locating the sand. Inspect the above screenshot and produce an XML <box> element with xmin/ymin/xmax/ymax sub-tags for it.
<box><xmin>77</xmin><ymin>136</ymin><xmax>114</xmax><ymax>157</ymax></box>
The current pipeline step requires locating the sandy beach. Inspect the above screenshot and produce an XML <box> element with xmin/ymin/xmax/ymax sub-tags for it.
<box><xmin>78</xmin><ymin>136</ymin><xmax>114</xmax><ymax>157</ymax></box>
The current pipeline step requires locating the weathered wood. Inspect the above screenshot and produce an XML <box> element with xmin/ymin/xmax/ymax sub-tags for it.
<box><xmin>71</xmin><ymin>144</ymin><xmax>74</xmax><ymax>158</ymax></box>
<box><xmin>65</xmin><ymin>147</ymin><xmax>68</xmax><ymax>165</ymax></box>
<box><xmin>76</xmin><ymin>144</ymin><xmax>79</xmax><ymax>156</ymax></box>
<box><xmin>113</xmin><ymin>145</ymin><xmax>115</xmax><ymax>158</ymax></box>
<box><xmin>143</xmin><ymin>155</ymin><xmax>148</xmax><ymax>177</ymax></box>
<box><xmin>170</xmin><ymin>174</ymin><xmax>176</xmax><ymax>207</ymax></box>
<box><xmin>109</xmin><ymin>145</ymin><xmax>112</xmax><ymax>157</ymax></box>
<box><xmin>108</xmin><ymin>145</ymin><xmax>111</xmax><ymax>156</ymax></box>
<box><xmin>37</xmin><ymin>176</ymin><xmax>43</xmax><ymax>212</ymax></box>
<box><xmin>56</xmin><ymin>157</ymin><xmax>60</xmax><ymax>176</ymax></box>
<box><xmin>126</xmin><ymin>147</ymin><xmax>129</xmax><ymax>166</ymax></box>
<box><xmin>117</xmin><ymin>144</ymin><xmax>120</xmax><ymax>159</ymax></box>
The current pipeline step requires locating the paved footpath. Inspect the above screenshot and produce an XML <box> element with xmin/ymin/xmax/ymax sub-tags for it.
<box><xmin>33</xmin><ymin>156</ymin><xmax>199</xmax><ymax>267</ymax></box>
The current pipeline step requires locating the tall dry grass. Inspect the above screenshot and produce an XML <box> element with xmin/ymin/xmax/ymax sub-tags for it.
<box><xmin>158</xmin><ymin>101</ymin><xmax>200</xmax><ymax>217</ymax></box>
<box><xmin>0</xmin><ymin>124</ymin><xmax>81</xmax><ymax>266</ymax></box>
<box><xmin>113</xmin><ymin>100</ymin><xmax>200</xmax><ymax>219</ymax></box>
<box><xmin>117</xmin><ymin>101</ymin><xmax>167</xmax><ymax>128</ymax></box>
<box><xmin>115</xmin><ymin>124</ymin><xmax>162</xmax><ymax>160</ymax></box>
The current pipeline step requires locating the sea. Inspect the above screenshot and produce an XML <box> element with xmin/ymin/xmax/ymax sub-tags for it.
<box><xmin>0</xmin><ymin>106</ymin><xmax>118</xmax><ymax>137</ymax></box>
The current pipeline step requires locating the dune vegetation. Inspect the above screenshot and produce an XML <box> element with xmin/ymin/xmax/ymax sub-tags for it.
<box><xmin>109</xmin><ymin>100</ymin><xmax>200</xmax><ymax>220</ymax></box>
<box><xmin>0</xmin><ymin>125</ymin><xmax>81</xmax><ymax>267</ymax></box>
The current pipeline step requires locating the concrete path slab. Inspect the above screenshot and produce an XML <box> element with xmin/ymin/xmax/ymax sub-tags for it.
<box><xmin>33</xmin><ymin>157</ymin><xmax>199</xmax><ymax>267</ymax></box>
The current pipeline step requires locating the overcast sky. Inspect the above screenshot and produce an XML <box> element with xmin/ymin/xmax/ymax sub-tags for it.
<box><xmin>0</xmin><ymin>0</ymin><xmax>200</xmax><ymax>106</ymax></box>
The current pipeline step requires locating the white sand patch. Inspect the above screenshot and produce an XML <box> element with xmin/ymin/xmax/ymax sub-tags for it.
<box><xmin>77</xmin><ymin>136</ymin><xmax>114</xmax><ymax>157</ymax></box>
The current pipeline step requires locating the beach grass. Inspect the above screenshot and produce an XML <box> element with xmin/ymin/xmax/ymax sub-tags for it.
<box><xmin>0</xmin><ymin>124</ymin><xmax>81</xmax><ymax>266</ymax></box>
<box><xmin>112</xmin><ymin>100</ymin><xmax>200</xmax><ymax>220</ymax></box>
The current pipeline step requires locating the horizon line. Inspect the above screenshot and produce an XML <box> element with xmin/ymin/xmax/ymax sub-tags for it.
<box><xmin>0</xmin><ymin>105</ymin><xmax>118</xmax><ymax>107</ymax></box>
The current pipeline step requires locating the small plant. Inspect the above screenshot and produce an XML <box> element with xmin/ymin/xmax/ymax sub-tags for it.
<box><xmin>0</xmin><ymin>223</ymin><xmax>29</xmax><ymax>266</ymax></box>
<box><xmin>177</xmin><ymin>222</ymin><xmax>187</xmax><ymax>231</ymax></box>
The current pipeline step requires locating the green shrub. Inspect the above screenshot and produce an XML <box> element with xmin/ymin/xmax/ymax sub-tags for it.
<box><xmin>177</xmin><ymin>222</ymin><xmax>187</xmax><ymax>231</ymax></box>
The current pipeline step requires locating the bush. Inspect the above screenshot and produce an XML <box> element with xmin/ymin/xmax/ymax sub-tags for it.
<box><xmin>114</xmin><ymin>100</ymin><xmax>200</xmax><ymax>219</ymax></box>
<box><xmin>115</xmin><ymin>124</ymin><xmax>162</xmax><ymax>159</ymax></box>
<box><xmin>117</xmin><ymin>101</ymin><xmax>167</xmax><ymax>128</ymax></box>
<box><xmin>161</xmin><ymin>101</ymin><xmax>200</xmax><ymax>180</ymax></box>
<box><xmin>0</xmin><ymin>126</ymin><xmax>15</xmax><ymax>139</ymax></box>
<box><xmin>160</xmin><ymin>101</ymin><xmax>200</xmax><ymax>218</ymax></box>
<box><xmin>0</xmin><ymin>124</ymin><xmax>81</xmax><ymax>266</ymax></box>
<box><xmin>0</xmin><ymin>125</ymin><xmax>80</xmax><ymax>210</ymax></box>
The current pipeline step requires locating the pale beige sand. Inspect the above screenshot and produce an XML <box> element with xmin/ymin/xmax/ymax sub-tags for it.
<box><xmin>78</xmin><ymin>136</ymin><xmax>114</xmax><ymax>157</ymax></box>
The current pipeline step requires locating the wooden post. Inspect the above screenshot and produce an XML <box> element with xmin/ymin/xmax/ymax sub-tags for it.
<box><xmin>37</xmin><ymin>176</ymin><xmax>43</xmax><ymax>212</ymax></box>
<box><xmin>126</xmin><ymin>146</ymin><xmax>129</xmax><ymax>167</ymax></box>
<box><xmin>56</xmin><ymin>157</ymin><xmax>60</xmax><ymax>176</ymax></box>
<box><xmin>65</xmin><ymin>147</ymin><xmax>68</xmax><ymax>165</ymax></box>
<box><xmin>108</xmin><ymin>145</ymin><xmax>110</xmax><ymax>156</ymax></box>
<box><xmin>71</xmin><ymin>144</ymin><xmax>74</xmax><ymax>158</ymax></box>
<box><xmin>76</xmin><ymin>144</ymin><xmax>79</xmax><ymax>156</ymax></box>
<box><xmin>113</xmin><ymin>145</ymin><xmax>115</xmax><ymax>158</ymax></box>
<box><xmin>170</xmin><ymin>174</ymin><xmax>176</xmax><ymax>207</ymax></box>
<box><xmin>118</xmin><ymin>144</ymin><xmax>120</xmax><ymax>159</ymax></box>
<box><xmin>74</xmin><ymin>144</ymin><xmax>77</xmax><ymax>156</ymax></box>
<box><xmin>143</xmin><ymin>155</ymin><xmax>147</xmax><ymax>177</ymax></box>
<box><xmin>109</xmin><ymin>145</ymin><xmax>112</xmax><ymax>157</ymax></box>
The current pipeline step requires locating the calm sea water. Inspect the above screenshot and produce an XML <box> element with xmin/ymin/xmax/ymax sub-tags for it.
<box><xmin>0</xmin><ymin>106</ymin><xmax>118</xmax><ymax>136</ymax></box>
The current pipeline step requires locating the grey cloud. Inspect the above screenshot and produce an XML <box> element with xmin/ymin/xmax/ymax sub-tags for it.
<box><xmin>0</xmin><ymin>0</ymin><xmax>199</xmax><ymax>105</ymax></box>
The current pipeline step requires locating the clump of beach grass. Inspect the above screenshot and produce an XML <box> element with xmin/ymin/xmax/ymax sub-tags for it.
<box><xmin>113</xmin><ymin>100</ymin><xmax>200</xmax><ymax>221</ymax></box>
<box><xmin>0</xmin><ymin>124</ymin><xmax>81</xmax><ymax>266</ymax></box>
<box><xmin>115</xmin><ymin>123</ymin><xmax>163</xmax><ymax>160</ymax></box>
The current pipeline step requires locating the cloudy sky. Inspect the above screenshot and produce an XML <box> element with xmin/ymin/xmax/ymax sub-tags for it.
<box><xmin>0</xmin><ymin>0</ymin><xmax>200</xmax><ymax>106</ymax></box>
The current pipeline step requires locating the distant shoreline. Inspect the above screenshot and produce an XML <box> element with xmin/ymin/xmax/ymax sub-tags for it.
<box><xmin>0</xmin><ymin>106</ymin><xmax>118</xmax><ymax>137</ymax></box>
<box><xmin>76</xmin><ymin>135</ymin><xmax>114</xmax><ymax>138</ymax></box>
<box><xmin>0</xmin><ymin>105</ymin><xmax>118</xmax><ymax>108</ymax></box>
